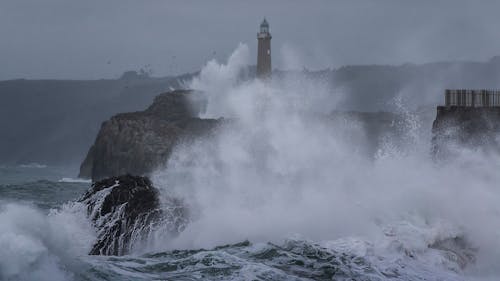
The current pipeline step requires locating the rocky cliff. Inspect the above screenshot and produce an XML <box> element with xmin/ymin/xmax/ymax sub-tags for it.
<box><xmin>79</xmin><ymin>90</ymin><xmax>220</xmax><ymax>181</ymax></box>
<box><xmin>432</xmin><ymin>106</ymin><xmax>500</xmax><ymax>157</ymax></box>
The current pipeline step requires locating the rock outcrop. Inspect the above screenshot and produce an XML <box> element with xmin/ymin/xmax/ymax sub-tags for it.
<box><xmin>79</xmin><ymin>90</ymin><xmax>220</xmax><ymax>181</ymax></box>
<box><xmin>80</xmin><ymin>174</ymin><xmax>188</xmax><ymax>255</ymax></box>
<box><xmin>432</xmin><ymin>106</ymin><xmax>500</xmax><ymax>157</ymax></box>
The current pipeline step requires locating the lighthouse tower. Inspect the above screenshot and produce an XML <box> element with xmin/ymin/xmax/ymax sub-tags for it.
<box><xmin>257</xmin><ymin>18</ymin><xmax>272</xmax><ymax>79</ymax></box>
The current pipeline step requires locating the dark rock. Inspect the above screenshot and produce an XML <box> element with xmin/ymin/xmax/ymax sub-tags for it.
<box><xmin>80</xmin><ymin>174</ymin><xmax>188</xmax><ymax>256</ymax></box>
<box><xmin>79</xmin><ymin>90</ymin><xmax>221</xmax><ymax>181</ymax></box>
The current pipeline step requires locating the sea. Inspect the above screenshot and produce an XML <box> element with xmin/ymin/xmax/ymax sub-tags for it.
<box><xmin>0</xmin><ymin>152</ymin><xmax>498</xmax><ymax>281</ymax></box>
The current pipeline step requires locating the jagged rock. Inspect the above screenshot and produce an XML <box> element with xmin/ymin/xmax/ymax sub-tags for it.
<box><xmin>79</xmin><ymin>90</ymin><xmax>220</xmax><ymax>181</ymax></box>
<box><xmin>80</xmin><ymin>174</ymin><xmax>188</xmax><ymax>256</ymax></box>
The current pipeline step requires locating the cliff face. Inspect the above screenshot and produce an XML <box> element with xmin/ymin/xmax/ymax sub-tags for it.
<box><xmin>432</xmin><ymin>106</ymin><xmax>500</xmax><ymax>157</ymax></box>
<box><xmin>79</xmin><ymin>90</ymin><xmax>220</xmax><ymax>181</ymax></box>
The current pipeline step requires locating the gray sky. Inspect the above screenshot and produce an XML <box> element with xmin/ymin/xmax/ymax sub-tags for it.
<box><xmin>1</xmin><ymin>0</ymin><xmax>500</xmax><ymax>80</ymax></box>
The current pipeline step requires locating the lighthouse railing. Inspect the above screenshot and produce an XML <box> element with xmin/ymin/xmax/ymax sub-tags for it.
<box><xmin>444</xmin><ymin>89</ymin><xmax>500</xmax><ymax>107</ymax></box>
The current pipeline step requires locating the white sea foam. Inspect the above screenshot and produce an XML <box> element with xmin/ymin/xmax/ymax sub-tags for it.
<box><xmin>151</xmin><ymin>44</ymin><xmax>500</xmax><ymax>279</ymax></box>
<box><xmin>0</xmin><ymin>201</ymin><xmax>95</xmax><ymax>280</ymax></box>
<box><xmin>19</xmin><ymin>163</ymin><xmax>47</xmax><ymax>169</ymax></box>
<box><xmin>58</xmin><ymin>177</ymin><xmax>92</xmax><ymax>183</ymax></box>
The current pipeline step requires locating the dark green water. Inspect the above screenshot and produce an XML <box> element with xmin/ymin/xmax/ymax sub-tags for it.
<box><xmin>0</xmin><ymin>165</ymin><xmax>89</xmax><ymax>209</ymax></box>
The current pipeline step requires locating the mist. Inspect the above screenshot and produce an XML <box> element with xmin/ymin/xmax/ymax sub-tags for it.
<box><xmin>150</xmin><ymin>44</ymin><xmax>500</xmax><ymax>279</ymax></box>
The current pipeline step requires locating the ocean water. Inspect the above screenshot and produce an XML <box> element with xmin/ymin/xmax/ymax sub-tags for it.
<box><xmin>0</xmin><ymin>165</ymin><xmax>88</xmax><ymax>209</ymax></box>
<box><xmin>0</xmin><ymin>163</ymin><xmax>495</xmax><ymax>281</ymax></box>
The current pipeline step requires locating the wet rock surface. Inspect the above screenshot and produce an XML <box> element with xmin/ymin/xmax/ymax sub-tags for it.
<box><xmin>80</xmin><ymin>174</ymin><xmax>188</xmax><ymax>256</ymax></box>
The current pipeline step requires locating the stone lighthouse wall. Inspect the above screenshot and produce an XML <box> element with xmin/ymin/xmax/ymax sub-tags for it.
<box><xmin>257</xmin><ymin>35</ymin><xmax>271</xmax><ymax>78</ymax></box>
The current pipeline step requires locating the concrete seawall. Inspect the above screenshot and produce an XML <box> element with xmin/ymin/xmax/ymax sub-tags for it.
<box><xmin>432</xmin><ymin>106</ymin><xmax>500</xmax><ymax>157</ymax></box>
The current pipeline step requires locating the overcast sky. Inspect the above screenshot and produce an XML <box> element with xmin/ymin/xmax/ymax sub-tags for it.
<box><xmin>1</xmin><ymin>0</ymin><xmax>500</xmax><ymax>80</ymax></box>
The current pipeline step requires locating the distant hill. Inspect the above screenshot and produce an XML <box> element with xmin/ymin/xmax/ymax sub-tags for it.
<box><xmin>2</xmin><ymin>57</ymin><xmax>500</xmax><ymax>167</ymax></box>
<box><xmin>321</xmin><ymin>57</ymin><xmax>500</xmax><ymax>111</ymax></box>
<box><xmin>0</xmin><ymin>71</ymin><xmax>196</xmax><ymax>166</ymax></box>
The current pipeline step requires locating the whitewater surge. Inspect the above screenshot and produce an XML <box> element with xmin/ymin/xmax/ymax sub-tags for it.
<box><xmin>0</xmin><ymin>201</ymin><xmax>94</xmax><ymax>281</ymax></box>
<box><xmin>148</xmin><ymin>44</ymin><xmax>500</xmax><ymax>279</ymax></box>
<box><xmin>59</xmin><ymin>178</ymin><xmax>92</xmax><ymax>184</ymax></box>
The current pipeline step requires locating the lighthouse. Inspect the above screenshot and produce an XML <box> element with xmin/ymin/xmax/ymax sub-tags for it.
<box><xmin>257</xmin><ymin>18</ymin><xmax>272</xmax><ymax>79</ymax></box>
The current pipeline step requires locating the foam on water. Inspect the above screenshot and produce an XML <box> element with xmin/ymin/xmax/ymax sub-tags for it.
<box><xmin>59</xmin><ymin>177</ymin><xmax>92</xmax><ymax>183</ymax></box>
<box><xmin>0</xmin><ymin>201</ymin><xmax>95</xmax><ymax>280</ymax></box>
